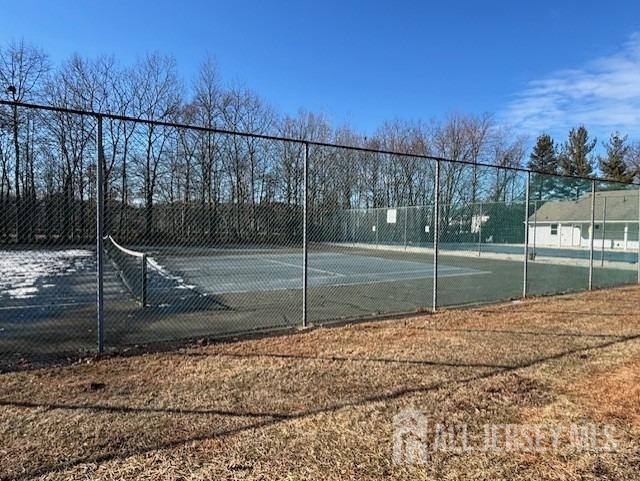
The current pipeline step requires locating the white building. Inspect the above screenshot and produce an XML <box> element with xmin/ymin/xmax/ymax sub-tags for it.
<box><xmin>528</xmin><ymin>189</ymin><xmax>640</xmax><ymax>250</ymax></box>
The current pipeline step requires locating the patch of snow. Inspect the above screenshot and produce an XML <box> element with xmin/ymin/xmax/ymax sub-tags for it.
<box><xmin>7</xmin><ymin>286</ymin><xmax>39</xmax><ymax>299</ymax></box>
<box><xmin>0</xmin><ymin>249</ymin><xmax>93</xmax><ymax>300</ymax></box>
<box><xmin>147</xmin><ymin>257</ymin><xmax>198</xmax><ymax>292</ymax></box>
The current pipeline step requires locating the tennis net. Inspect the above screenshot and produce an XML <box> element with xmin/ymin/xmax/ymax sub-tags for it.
<box><xmin>104</xmin><ymin>235</ymin><xmax>148</xmax><ymax>306</ymax></box>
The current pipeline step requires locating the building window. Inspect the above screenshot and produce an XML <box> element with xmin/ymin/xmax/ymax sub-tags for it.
<box><xmin>550</xmin><ymin>224</ymin><xmax>558</xmax><ymax>235</ymax></box>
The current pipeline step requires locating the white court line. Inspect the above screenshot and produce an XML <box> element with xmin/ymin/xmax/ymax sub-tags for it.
<box><xmin>262</xmin><ymin>258</ymin><xmax>347</xmax><ymax>277</ymax></box>
<box><xmin>173</xmin><ymin>250</ymin><xmax>432</xmax><ymax>268</ymax></box>
<box><xmin>0</xmin><ymin>269</ymin><xmax>493</xmax><ymax>305</ymax></box>
<box><xmin>175</xmin><ymin>262</ymin><xmax>464</xmax><ymax>279</ymax></box>
<box><xmin>213</xmin><ymin>275</ymin><xmax>338</xmax><ymax>288</ymax></box>
<box><xmin>313</xmin><ymin>267</ymin><xmax>462</xmax><ymax>278</ymax></box>
<box><xmin>206</xmin><ymin>270</ymin><xmax>492</xmax><ymax>295</ymax></box>
<box><xmin>0</xmin><ymin>301</ymin><xmax>95</xmax><ymax>311</ymax></box>
<box><xmin>186</xmin><ymin>268</ymin><xmax>464</xmax><ymax>288</ymax></box>
<box><xmin>0</xmin><ymin>291</ymin><xmax>124</xmax><ymax>305</ymax></box>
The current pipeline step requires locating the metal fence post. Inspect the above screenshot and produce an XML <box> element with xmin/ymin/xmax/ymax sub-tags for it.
<box><xmin>404</xmin><ymin>206</ymin><xmax>408</xmax><ymax>250</ymax></box>
<box><xmin>532</xmin><ymin>199</ymin><xmax>537</xmax><ymax>258</ymax></box>
<box><xmin>96</xmin><ymin>115</ymin><xmax>105</xmax><ymax>353</ymax></box>
<box><xmin>637</xmin><ymin>184</ymin><xmax>640</xmax><ymax>284</ymax></box>
<box><xmin>600</xmin><ymin>196</ymin><xmax>607</xmax><ymax>268</ymax></box>
<box><xmin>375</xmin><ymin>208</ymin><xmax>380</xmax><ymax>248</ymax></box>
<box><xmin>432</xmin><ymin>160</ymin><xmax>440</xmax><ymax>312</ymax></box>
<box><xmin>353</xmin><ymin>209</ymin><xmax>357</xmax><ymax>247</ymax></box>
<box><xmin>141</xmin><ymin>253</ymin><xmax>148</xmax><ymax>308</ymax></box>
<box><xmin>589</xmin><ymin>180</ymin><xmax>596</xmax><ymax>290</ymax></box>
<box><xmin>523</xmin><ymin>172</ymin><xmax>530</xmax><ymax>298</ymax></box>
<box><xmin>478</xmin><ymin>202</ymin><xmax>483</xmax><ymax>256</ymax></box>
<box><xmin>302</xmin><ymin>142</ymin><xmax>309</xmax><ymax>328</ymax></box>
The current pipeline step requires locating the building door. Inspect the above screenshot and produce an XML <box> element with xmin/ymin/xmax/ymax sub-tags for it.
<box><xmin>571</xmin><ymin>224</ymin><xmax>581</xmax><ymax>246</ymax></box>
<box><xmin>560</xmin><ymin>225</ymin><xmax>572</xmax><ymax>246</ymax></box>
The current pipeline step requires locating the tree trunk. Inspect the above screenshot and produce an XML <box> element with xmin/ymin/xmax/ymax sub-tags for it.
<box><xmin>145</xmin><ymin>186</ymin><xmax>153</xmax><ymax>241</ymax></box>
<box><xmin>118</xmin><ymin>138</ymin><xmax>129</xmax><ymax>241</ymax></box>
<box><xmin>12</xmin><ymin>106</ymin><xmax>22</xmax><ymax>244</ymax></box>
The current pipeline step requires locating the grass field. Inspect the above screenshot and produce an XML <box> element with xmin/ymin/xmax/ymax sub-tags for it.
<box><xmin>1</xmin><ymin>285</ymin><xmax>640</xmax><ymax>480</ymax></box>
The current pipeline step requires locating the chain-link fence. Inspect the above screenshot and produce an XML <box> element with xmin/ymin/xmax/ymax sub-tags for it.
<box><xmin>1</xmin><ymin>101</ymin><xmax>639</xmax><ymax>364</ymax></box>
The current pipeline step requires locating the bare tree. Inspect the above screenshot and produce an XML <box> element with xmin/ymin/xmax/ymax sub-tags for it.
<box><xmin>373</xmin><ymin>120</ymin><xmax>433</xmax><ymax>208</ymax></box>
<box><xmin>192</xmin><ymin>56</ymin><xmax>222</xmax><ymax>241</ymax></box>
<box><xmin>628</xmin><ymin>141</ymin><xmax>640</xmax><ymax>182</ymax></box>
<box><xmin>0</xmin><ymin>39</ymin><xmax>49</xmax><ymax>242</ymax></box>
<box><xmin>489</xmin><ymin>128</ymin><xmax>526</xmax><ymax>202</ymax></box>
<box><xmin>219</xmin><ymin>86</ymin><xmax>275</xmax><ymax>240</ymax></box>
<box><xmin>432</xmin><ymin>114</ymin><xmax>472</xmax><ymax>235</ymax></box>
<box><xmin>2</xmin><ymin>43</ymin><xmax>632</xmax><ymax>252</ymax></box>
<box><xmin>278</xmin><ymin>114</ymin><xmax>306</xmax><ymax>207</ymax></box>
<box><xmin>463</xmin><ymin>113</ymin><xmax>493</xmax><ymax>204</ymax></box>
<box><xmin>131</xmin><ymin>53</ymin><xmax>182</xmax><ymax>240</ymax></box>
<box><xmin>44</xmin><ymin>69</ymin><xmax>95</xmax><ymax>241</ymax></box>
<box><xmin>110</xmin><ymin>64</ymin><xmax>139</xmax><ymax>238</ymax></box>
<box><xmin>55</xmin><ymin>55</ymin><xmax>118</xmax><ymax>237</ymax></box>
<box><xmin>0</xmin><ymin>124</ymin><xmax>11</xmax><ymax>240</ymax></box>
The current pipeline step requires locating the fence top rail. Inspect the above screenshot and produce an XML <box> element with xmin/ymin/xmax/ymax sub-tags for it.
<box><xmin>2</xmin><ymin>99</ymin><xmax>640</xmax><ymax>187</ymax></box>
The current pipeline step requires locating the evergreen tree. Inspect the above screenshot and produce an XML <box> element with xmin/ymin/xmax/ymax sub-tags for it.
<box><xmin>558</xmin><ymin>126</ymin><xmax>596</xmax><ymax>198</ymax></box>
<box><xmin>528</xmin><ymin>134</ymin><xmax>558</xmax><ymax>173</ymax></box>
<box><xmin>559</xmin><ymin>126</ymin><xmax>596</xmax><ymax>177</ymax></box>
<box><xmin>528</xmin><ymin>134</ymin><xmax>558</xmax><ymax>200</ymax></box>
<box><xmin>599</xmin><ymin>132</ymin><xmax>635</xmax><ymax>183</ymax></box>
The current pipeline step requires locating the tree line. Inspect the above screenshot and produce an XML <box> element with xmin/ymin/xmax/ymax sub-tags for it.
<box><xmin>528</xmin><ymin>127</ymin><xmax>640</xmax><ymax>200</ymax></box>
<box><xmin>0</xmin><ymin>40</ymin><xmax>637</xmax><ymax>246</ymax></box>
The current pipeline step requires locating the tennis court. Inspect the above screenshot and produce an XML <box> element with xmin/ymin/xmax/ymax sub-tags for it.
<box><xmin>152</xmin><ymin>250</ymin><xmax>486</xmax><ymax>295</ymax></box>
<box><xmin>1</xmin><ymin>240</ymin><xmax>638</xmax><ymax>367</ymax></box>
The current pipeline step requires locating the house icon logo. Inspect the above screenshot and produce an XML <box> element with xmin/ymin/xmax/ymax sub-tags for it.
<box><xmin>392</xmin><ymin>407</ymin><xmax>429</xmax><ymax>464</ymax></box>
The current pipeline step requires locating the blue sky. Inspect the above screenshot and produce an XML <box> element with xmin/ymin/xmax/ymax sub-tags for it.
<box><xmin>2</xmin><ymin>0</ymin><xmax>640</xmax><ymax>142</ymax></box>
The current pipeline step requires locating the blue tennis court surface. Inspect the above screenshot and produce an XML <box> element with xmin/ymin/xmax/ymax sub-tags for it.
<box><xmin>155</xmin><ymin>252</ymin><xmax>489</xmax><ymax>295</ymax></box>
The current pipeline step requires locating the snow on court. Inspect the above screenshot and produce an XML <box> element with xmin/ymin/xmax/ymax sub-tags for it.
<box><xmin>147</xmin><ymin>257</ymin><xmax>198</xmax><ymax>291</ymax></box>
<box><xmin>0</xmin><ymin>249</ymin><xmax>93</xmax><ymax>299</ymax></box>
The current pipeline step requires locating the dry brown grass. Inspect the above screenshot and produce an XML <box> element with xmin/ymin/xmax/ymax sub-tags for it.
<box><xmin>571</xmin><ymin>356</ymin><xmax>640</xmax><ymax>425</ymax></box>
<box><xmin>1</xmin><ymin>286</ymin><xmax>640</xmax><ymax>480</ymax></box>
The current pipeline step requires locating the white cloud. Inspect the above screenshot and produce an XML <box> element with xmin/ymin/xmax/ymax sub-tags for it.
<box><xmin>502</xmin><ymin>32</ymin><xmax>640</xmax><ymax>141</ymax></box>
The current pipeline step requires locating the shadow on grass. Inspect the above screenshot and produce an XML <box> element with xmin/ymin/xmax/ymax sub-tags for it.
<box><xmin>201</xmin><ymin>351</ymin><xmax>514</xmax><ymax>369</ymax></box>
<box><xmin>355</xmin><ymin>321</ymin><xmax>635</xmax><ymax>340</ymax></box>
<box><xmin>471</xmin><ymin>307</ymin><xmax>639</xmax><ymax>318</ymax></box>
<box><xmin>416</xmin><ymin>326</ymin><xmax>630</xmax><ymax>339</ymax></box>
<box><xmin>0</xmin><ymin>400</ymin><xmax>290</xmax><ymax>420</ymax></box>
<box><xmin>2</xmin><ymin>331</ymin><xmax>640</xmax><ymax>481</ymax></box>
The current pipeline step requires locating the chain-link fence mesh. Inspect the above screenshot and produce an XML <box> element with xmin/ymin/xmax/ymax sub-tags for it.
<box><xmin>100</xmin><ymin>121</ymin><xmax>304</xmax><ymax>349</ymax></box>
<box><xmin>1</xmin><ymin>102</ymin><xmax>639</xmax><ymax>364</ymax></box>
<box><xmin>0</xmin><ymin>106</ymin><xmax>98</xmax><ymax>362</ymax></box>
<box><xmin>526</xmin><ymin>173</ymin><xmax>594</xmax><ymax>296</ymax></box>
<box><xmin>308</xmin><ymin>147</ymin><xmax>435</xmax><ymax>323</ymax></box>
<box><xmin>436</xmin><ymin>164</ymin><xmax>528</xmax><ymax>306</ymax></box>
<box><xmin>592</xmin><ymin>180</ymin><xmax>639</xmax><ymax>289</ymax></box>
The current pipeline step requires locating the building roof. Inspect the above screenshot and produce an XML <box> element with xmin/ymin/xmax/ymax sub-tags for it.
<box><xmin>530</xmin><ymin>189</ymin><xmax>640</xmax><ymax>223</ymax></box>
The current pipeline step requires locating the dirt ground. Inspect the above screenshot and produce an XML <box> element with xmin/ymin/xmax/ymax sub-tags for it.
<box><xmin>1</xmin><ymin>286</ymin><xmax>640</xmax><ymax>480</ymax></box>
